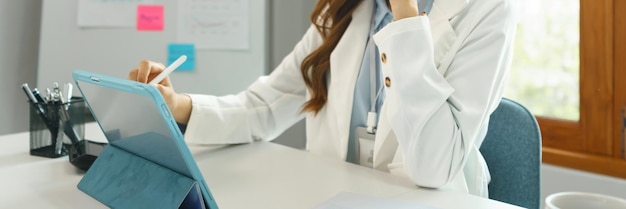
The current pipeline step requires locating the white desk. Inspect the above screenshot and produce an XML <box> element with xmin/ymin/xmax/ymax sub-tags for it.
<box><xmin>0</xmin><ymin>124</ymin><xmax>522</xmax><ymax>209</ymax></box>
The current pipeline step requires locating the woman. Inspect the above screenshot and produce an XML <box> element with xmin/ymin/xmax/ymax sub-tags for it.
<box><xmin>129</xmin><ymin>0</ymin><xmax>516</xmax><ymax>197</ymax></box>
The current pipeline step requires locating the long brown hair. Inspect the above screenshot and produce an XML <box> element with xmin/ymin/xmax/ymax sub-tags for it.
<box><xmin>300</xmin><ymin>0</ymin><xmax>363</xmax><ymax>114</ymax></box>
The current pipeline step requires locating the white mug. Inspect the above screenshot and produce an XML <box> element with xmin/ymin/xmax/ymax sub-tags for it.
<box><xmin>545</xmin><ymin>192</ymin><xmax>626</xmax><ymax>209</ymax></box>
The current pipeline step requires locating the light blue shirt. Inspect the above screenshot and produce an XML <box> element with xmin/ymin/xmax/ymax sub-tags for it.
<box><xmin>346</xmin><ymin>0</ymin><xmax>393</xmax><ymax>164</ymax></box>
<box><xmin>346</xmin><ymin>0</ymin><xmax>434</xmax><ymax>164</ymax></box>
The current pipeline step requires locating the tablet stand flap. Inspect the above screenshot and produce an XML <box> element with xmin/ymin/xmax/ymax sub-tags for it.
<box><xmin>78</xmin><ymin>145</ymin><xmax>205</xmax><ymax>209</ymax></box>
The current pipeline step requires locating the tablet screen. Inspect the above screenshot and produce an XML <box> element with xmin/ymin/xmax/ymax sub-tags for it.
<box><xmin>76</xmin><ymin>79</ymin><xmax>193</xmax><ymax>178</ymax></box>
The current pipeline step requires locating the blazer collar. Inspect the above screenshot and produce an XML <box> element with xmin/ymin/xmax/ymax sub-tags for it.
<box><xmin>327</xmin><ymin>0</ymin><xmax>373</xmax><ymax>159</ymax></box>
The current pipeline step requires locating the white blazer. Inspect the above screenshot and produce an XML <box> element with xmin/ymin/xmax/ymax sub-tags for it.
<box><xmin>184</xmin><ymin>0</ymin><xmax>516</xmax><ymax>197</ymax></box>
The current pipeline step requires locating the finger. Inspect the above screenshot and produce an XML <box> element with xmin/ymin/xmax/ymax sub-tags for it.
<box><xmin>148</xmin><ymin>62</ymin><xmax>172</xmax><ymax>87</ymax></box>
<box><xmin>147</xmin><ymin>62</ymin><xmax>169</xmax><ymax>84</ymax></box>
<box><xmin>128</xmin><ymin>68</ymin><xmax>138</xmax><ymax>81</ymax></box>
<box><xmin>157</xmin><ymin>75</ymin><xmax>173</xmax><ymax>87</ymax></box>
<box><xmin>137</xmin><ymin>60</ymin><xmax>166</xmax><ymax>83</ymax></box>
<box><xmin>136</xmin><ymin>60</ymin><xmax>152</xmax><ymax>83</ymax></box>
<box><xmin>147</xmin><ymin>62</ymin><xmax>168</xmax><ymax>84</ymax></box>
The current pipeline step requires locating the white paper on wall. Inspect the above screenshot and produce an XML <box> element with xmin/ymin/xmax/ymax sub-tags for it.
<box><xmin>177</xmin><ymin>0</ymin><xmax>250</xmax><ymax>50</ymax></box>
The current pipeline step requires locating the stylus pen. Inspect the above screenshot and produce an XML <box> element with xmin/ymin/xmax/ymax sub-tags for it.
<box><xmin>148</xmin><ymin>55</ymin><xmax>187</xmax><ymax>85</ymax></box>
<box><xmin>32</xmin><ymin>88</ymin><xmax>49</xmax><ymax>104</ymax></box>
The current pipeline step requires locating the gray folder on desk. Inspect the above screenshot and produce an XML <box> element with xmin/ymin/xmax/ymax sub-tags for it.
<box><xmin>73</xmin><ymin>70</ymin><xmax>218</xmax><ymax>209</ymax></box>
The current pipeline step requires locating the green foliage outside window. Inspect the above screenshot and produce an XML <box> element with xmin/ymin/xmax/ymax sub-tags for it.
<box><xmin>504</xmin><ymin>0</ymin><xmax>580</xmax><ymax>121</ymax></box>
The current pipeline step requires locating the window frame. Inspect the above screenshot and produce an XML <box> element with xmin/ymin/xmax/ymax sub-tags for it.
<box><xmin>539</xmin><ymin>0</ymin><xmax>626</xmax><ymax>179</ymax></box>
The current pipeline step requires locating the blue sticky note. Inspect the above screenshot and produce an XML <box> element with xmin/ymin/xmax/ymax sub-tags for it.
<box><xmin>168</xmin><ymin>43</ymin><xmax>195</xmax><ymax>71</ymax></box>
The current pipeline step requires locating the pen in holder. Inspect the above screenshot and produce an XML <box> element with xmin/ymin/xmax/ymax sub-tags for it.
<box><xmin>29</xmin><ymin>97</ymin><xmax>86</xmax><ymax>158</ymax></box>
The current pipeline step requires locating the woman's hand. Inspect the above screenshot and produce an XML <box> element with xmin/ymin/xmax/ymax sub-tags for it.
<box><xmin>388</xmin><ymin>0</ymin><xmax>421</xmax><ymax>20</ymax></box>
<box><xmin>128</xmin><ymin>60</ymin><xmax>192</xmax><ymax>124</ymax></box>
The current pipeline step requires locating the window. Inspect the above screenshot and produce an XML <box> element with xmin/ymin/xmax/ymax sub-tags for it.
<box><xmin>506</xmin><ymin>0</ymin><xmax>579</xmax><ymax>121</ymax></box>
<box><xmin>506</xmin><ymin>0</ymin><xmax>626</xmax><ymax>178</ymax></box>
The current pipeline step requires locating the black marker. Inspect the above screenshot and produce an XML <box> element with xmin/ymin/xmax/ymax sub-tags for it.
<box><xmin>32</xmin><ymin>88</ymin><xmax>49</xmax><ymax>104</ymax></box>
<box><xmin>22</xmin><ymin>83</ymin><xmax>51</xmax><ymax>128</ymax></box>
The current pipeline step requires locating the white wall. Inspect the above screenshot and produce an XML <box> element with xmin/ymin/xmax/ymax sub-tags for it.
<box><xmin>0</xmin><ymin>0</ymin><xmax>314</xmax><ymax>139</ymax></box>
<box><xmin>0</xmin><ymin>0</ymin><xmax>42</xmax><ymax>135</ymax></box>
<box><xmin>541</xmin><ymin>163</ymin><xmax>626</xmax><ymax>208</ymax></box>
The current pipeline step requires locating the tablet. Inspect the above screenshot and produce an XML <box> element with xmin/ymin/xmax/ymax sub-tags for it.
<box><xmin>73</xmin><ymin>70</ymin><xmax>218</xmax><ymax>209</ymax></box>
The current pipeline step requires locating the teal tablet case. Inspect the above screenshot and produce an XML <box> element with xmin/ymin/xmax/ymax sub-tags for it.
<box><xmin>72</xmin><ymin>70</ymin><xmax>218</xmax><ymax>209</ymax></box>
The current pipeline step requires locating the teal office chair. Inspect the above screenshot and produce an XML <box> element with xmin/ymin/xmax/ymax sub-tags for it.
<box><xmin>479</xmin><ymin>98</ymin><xmax>542</xmax><ymax>209</ymax></box>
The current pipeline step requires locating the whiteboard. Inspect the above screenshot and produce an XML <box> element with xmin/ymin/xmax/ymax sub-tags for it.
<box><xmin>37</xmin><ymin>0</ymin><xmax>268</xmax><ymax>97</ymax></box>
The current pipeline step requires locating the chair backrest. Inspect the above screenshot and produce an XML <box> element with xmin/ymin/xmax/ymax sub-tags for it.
<box><xmin>479</xmin><ymin>98</ymin><xmax>542</xmax><ymax>209</ymax></box>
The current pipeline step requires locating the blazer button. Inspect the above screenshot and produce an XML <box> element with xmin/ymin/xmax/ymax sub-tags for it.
<box><xmin>381</xmin><ymin>53</ymin><xmax>387</xmax><ymax>63</ymax></box>
<box><xmin>384</xmin><ymin>77</ymin><xmax>391</xmax><ymax>87</ymax></box>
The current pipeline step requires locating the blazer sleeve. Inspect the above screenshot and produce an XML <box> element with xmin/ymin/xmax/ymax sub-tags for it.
<box><xmin>373</xmin><ymin>1</ymin><xmax>516</xmax><ymax>188</ymax></box>
<box><xmin>183</xmin><ymin>25</ymin><xmax>322</xmax><ymax>144</ymax></box>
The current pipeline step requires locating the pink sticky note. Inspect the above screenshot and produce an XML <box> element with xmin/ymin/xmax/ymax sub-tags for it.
<box><xmin>137</xmin><ymin>5</ymin><xmax>164</xmax><ymax>31</ymax></box>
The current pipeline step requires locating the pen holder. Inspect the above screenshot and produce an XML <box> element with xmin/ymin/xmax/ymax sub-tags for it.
<box><xmin>29</xmin><ymin>97</ymin><xmax>86</xmax><ymax>158</ymax></box>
